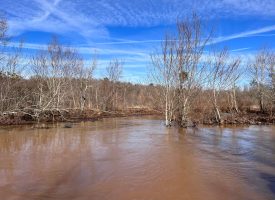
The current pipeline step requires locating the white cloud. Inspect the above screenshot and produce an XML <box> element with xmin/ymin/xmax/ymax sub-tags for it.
<box><xmin>5</xmin><ymin>42</ymin><xmax>150</xmax><ymax>68</ymax></box>
<box><xmin>2</xmin><ymin>0</ymin><xmax>108</xmax><ymax>38</ymax></box>
<box><xmin>230</xmin><ymin>47</ymin><xmax>250</xmax><ymax>52</ymax></box>
<box><xmin>2</xmin><ymin>0</ymin><xmax>275</xmax><ymax>39</ymax></box>
<box><xmin>2</xmin><ymin>0</ymin><xmax>275</xmax><ymax>82</ymax></box>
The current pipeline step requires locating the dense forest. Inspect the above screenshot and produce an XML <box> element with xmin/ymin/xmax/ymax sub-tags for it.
<box><xmin>0</xmin><ymin>15</ymin><xmax>274</xmax><ymax>126</ymax></box>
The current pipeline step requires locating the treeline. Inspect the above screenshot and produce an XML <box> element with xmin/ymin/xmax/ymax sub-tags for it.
<box><xmin>0</xmin><ymin>18</ymin><xmax>159</xmax><ymax>122</ymax></box>
<box><xmin>0</xmin><ymin>16</ymin><xmax>274</xmax><ymax>125</ymax></box>
<box><xmin>0</xmin><ymin>39</ymin><xmax>159</xmax><ymax>114</ymax></box>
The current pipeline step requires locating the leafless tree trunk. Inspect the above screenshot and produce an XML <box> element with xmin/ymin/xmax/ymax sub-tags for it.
<box><xmin>229</xmin><ymin>58</ymin><xmax>241</xmax><ymax>113</ymax></box>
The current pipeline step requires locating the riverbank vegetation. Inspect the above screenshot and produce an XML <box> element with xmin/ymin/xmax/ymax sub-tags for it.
<box><xmin>0</xmin><ymin>15</ymin><xmax>274</xmax><ymax>126</ymax></box>
<box><xmin>151</xmin><ymin>14</ymin><xmax>274</xmax><ymax>126</ymax></box>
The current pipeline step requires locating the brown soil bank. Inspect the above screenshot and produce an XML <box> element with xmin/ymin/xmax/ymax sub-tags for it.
<box><xmin>0</xmin><ymin>108</ymin><xmax>161</xmax><ymax>126</ymax></box>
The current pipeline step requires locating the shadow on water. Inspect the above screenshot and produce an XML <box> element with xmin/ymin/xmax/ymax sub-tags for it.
<box><xmin>254</xmin><ymin>154</ymin><xmax>275</xmax><ymax>169</ymax></box>
<box><xmin>260</xmin><ymin>173</ymin><xmax>275</xmax><ymax>195</ymax></box>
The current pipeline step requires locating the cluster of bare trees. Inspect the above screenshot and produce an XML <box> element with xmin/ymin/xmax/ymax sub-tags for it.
<box><xmin>151</xmin><ymin>14</ymin><xmax>275</xmax><ymax>126</ymax></box>
<box><xmin>0</xmin><ymin>17</ymin><xmax>137</xmax><ymax>117</ymax></box>
<box><xmin>207</xmin><ymin>49</ymin><xmax>242</xmax><ymax>123</ymax></box>
<box><xmin>28</xmin><ymin>39</ymin><xmax>131</xmax><ymax>116</ymax></box>
<box><xmin>0</xmin><ymin>38</ymin><xmax>158</xmax><ymax>117</ymax></box>
<box><xmin>99</xmin><ymin>59</ymin><xmax>123</xmax><ymax>110</ymax></box>
<box><xmin>151</xmin><ymin>14</ymin><xmax>211</xmax><ymax>126</ymax></box>
<box><xmin>0</xmin><ymin>16</ymin><xmax>274</xmax><ymax>125</ymax></box>
<box><xmin>31</xmin><ymin>38</ymin><xmax>97</xmax><ymax>114</ymax></box>
<box><xmin>249</xmin><ymin>49</ymin><xmax>275</xmax><ymax>114</ymax></box>
<box><xmin>0</xmin><ymin>18</ymin><xmax>157</xmax><ymax>118</ymax></box>
<box><xmin>0</xmin><ymin>17</ymin><xmax>26</xmax><ymax>113</ymax></box>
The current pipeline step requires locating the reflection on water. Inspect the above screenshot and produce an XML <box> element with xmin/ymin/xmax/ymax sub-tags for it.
<box><xmin>0</xmin><ymin>117</ymin><xmax>274</xmax><ymax>200</ymax></box>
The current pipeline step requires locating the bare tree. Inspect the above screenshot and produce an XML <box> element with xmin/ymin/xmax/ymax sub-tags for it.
<box><xmin>151</xmin><ymin>35</ymin><xmax>176</xmax><ymax>126</ymax></box>
<box><xmin>75</xmin><ymin>55</ymin><xmax>97</xmax><ymax>111</ymax></box>
<box><xmin>249</xmin><ymin>48</ymin><xmax>270</xmax><ymax>113</ymax></box>
<box><xmin>0</xmin><ymin>29</ymin><xmax>25</xmax><ymax>113</ymax></box>
<box><xmin>106</xmin><ymin>59</ymin><xmax>123</xmax><ymax>82</ymax></box>
<box><xmin>266</xmin><ymin>51</ymin><xmax>275</xmax><ymax>115</ymax></box>
<box><xmin>208</xmin><ymin>48</ymin><xmax>240</xmax><ymax>123</ymax></box>
<box><xmin>102</xmin><ymin>59</ymin><xmax>123</xmax><ymax>110</ymax></box>
<box><xmin>0</xmin><ymin>16</ymin><xmax>8</xmax><ymax>45</ymax></box>
<box><xmin>0</xmin><ymin>16</ymin><xmax>8</xmax><ymax>76</ymax></box>
<box><xmin>229</xmin><ymin>58</ymin><xmax>241</xmax><ymax>113</ymax></box>
<box><xmin>151</xmin><ymin>13</ymin><xmax>211</xmax><ymax>127</ymax></box>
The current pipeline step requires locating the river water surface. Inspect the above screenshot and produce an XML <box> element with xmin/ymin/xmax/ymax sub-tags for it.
<box><xmin>0</xmin><ymin>117</ymin><xmax>275</xmax><ymax>200</ymax></box>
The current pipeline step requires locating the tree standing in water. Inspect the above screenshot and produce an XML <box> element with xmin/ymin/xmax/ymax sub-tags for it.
<box><xmin>151</xmin><ymin>13</ymin><xmax>211</xmax><ymax>127</ymax></box>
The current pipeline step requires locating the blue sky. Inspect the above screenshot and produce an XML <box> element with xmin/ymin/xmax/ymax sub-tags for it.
<box><xmin>1</xmin><ymin>0</ymin><xmax>275</xmax><ymax>82</ymax></box>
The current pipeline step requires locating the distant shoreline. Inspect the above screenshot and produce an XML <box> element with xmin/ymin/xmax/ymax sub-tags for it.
<box><xmin>0</xmin><ymin>108</ymin><xmax>273</xmax><ymax>127</ymax></box>
<box><xmin>0</xmin><ymin>108</ymin><xmax>161</xmax><ymax>126</ymax></box>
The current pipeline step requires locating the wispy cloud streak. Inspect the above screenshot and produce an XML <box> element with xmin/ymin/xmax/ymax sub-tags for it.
<box><xmin>211</xmin><ymin>24</ymin><xmax>275</xmax><ymax>44</ymax></box>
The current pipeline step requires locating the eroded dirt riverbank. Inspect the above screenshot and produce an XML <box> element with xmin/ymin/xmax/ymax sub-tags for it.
<box><xmin>0</xmin><ymin>117</ymin><xmax>274</xmax><ymax>200</ymax></box>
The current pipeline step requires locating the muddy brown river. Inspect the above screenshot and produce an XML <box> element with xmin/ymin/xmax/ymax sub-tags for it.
<box><xmin>0</xmin><ymin>117</ymin><xmax>274</xmax><ymax>200</ymax></box>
